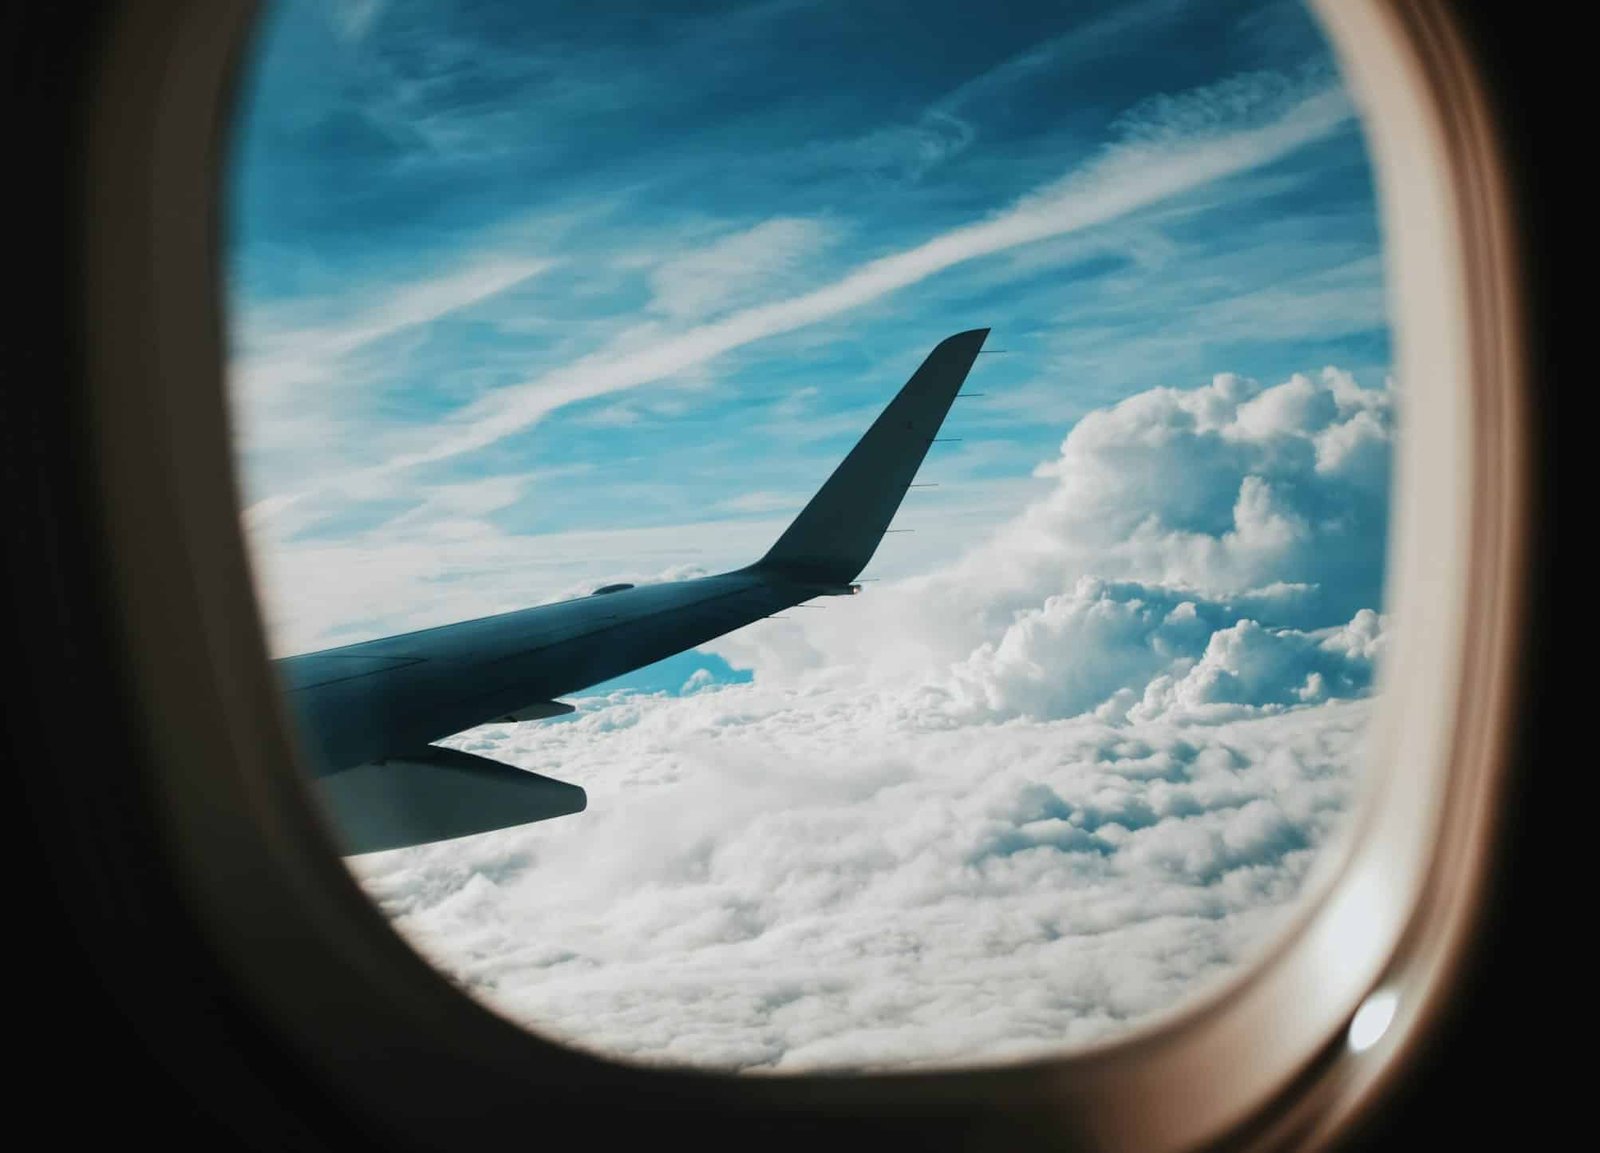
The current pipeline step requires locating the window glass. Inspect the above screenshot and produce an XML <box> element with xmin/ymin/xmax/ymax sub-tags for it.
<box><xmin>230</xmin><ymin>0</ymin><xmax>1393</xmax><ymax>1070</ymax></box>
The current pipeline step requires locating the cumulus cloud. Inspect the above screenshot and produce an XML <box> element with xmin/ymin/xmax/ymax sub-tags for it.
<box><xmin>353</xmin><ymin>691</ymin><xmax>1368</xmax><ymax>1070</ymax></box>
<box><xmin>939</xmin><ymin>580</ymin><xmax>1382</xmax><ymax>725</ymax></box>
<box><xmin>710</xmin><ymin>366</ymin><xmax>1392</xmax><ymax>685</ymax></box>
<box><xmin>341</xmin><ymin>365</ymin><xmax>1392</xmax><ymax>1072</ymax></box>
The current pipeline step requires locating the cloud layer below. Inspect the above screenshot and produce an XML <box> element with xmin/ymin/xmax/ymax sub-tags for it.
<box><xmin>358</xmin><ymin>693</ymin><xmax>1368</xmax><ymax>1070</ymax></box>
<box><xmin>346</xmin><ymin>364</ymin><xmax>1391</xmax><ymax>1071</ymax></box>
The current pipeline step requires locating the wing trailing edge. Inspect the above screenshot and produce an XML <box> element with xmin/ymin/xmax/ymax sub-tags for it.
<box><xmin>317</xmin><ymin>745</ymin><xmax>586</xmax><ymax>855</ymax></box>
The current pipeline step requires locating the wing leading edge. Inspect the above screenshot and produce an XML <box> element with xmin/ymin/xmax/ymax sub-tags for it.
<box><xmin>278</xmin><ymin>328</ymin><xmax>988</xmax><ymax>852</ymax></box>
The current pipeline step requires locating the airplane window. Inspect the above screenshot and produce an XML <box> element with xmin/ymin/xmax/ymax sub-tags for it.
<box><xmin>228</xmin><ymin>0</ymin><xmax>1396</xmax><ymax>1071</ymax></box>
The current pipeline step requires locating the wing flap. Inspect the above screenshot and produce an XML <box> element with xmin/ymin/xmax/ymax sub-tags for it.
<box><xmin>316</xmin><ymin>745</ymin><xmax>585</xmax><ymax>854</ymax></box>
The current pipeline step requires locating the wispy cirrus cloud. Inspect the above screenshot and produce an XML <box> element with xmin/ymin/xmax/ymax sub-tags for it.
<box><xmin>234</xmin><ymin>64</ymin><xmax>1370</xmax><ymax>624</ymax></box>
<box><xmin>232</xmin><ymin>253</ymin><xmax>551</xmax><ymax>451</ymax></box>
<box><xmin>348</xmin><ymin>75</ymin><xmax>1353</xmax><ymax>481</ymax></box>
<box><xmin>800</xmin><ymin>0</ymin><xmax>1192</xmax><ymax>185</ymax></box>
<box><xmin>646</xmin><ymin>217</ymin><xmax>836</xmax><ymax>322</ymax></box>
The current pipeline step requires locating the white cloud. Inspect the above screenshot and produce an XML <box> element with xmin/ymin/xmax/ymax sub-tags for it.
<box><xmin>648</xmin><ymin>217</ymin><xmax>835</xmax><ymax>321</ymax></box>
<box><xmin>805</xmin><ymin>110</ymin><xmax>978</xmax><ymax>184</ymax></box>
<box><xmin>336</xmin><ymin>363</ymin><xmax>1390</xmax><ymax>1071</ymax></box>
<box><xmin>332</xmin><ymin>0</ymin><xmax>385</xmax><ymax>42</ymax></box>
<box><xmin>351</xmin><ymin>690</ymin><xmax>1369</xmax><ymax>1071</ymax></box>
<box><xmin>938</xmin><ymin>578</ymin><xmax>1382</xmax><ymax>725</ymax></box>
<box><xmin>231</xmin><ymin>253</ymin><xmax>550</xmax><ymax>455</ymax></box>
<box><xmin>718</xmin><ymin>490</ymin><xmax>803</xmax><ymax>515</ymax></box>
<box><xmin>710</xmin><ymin>366</ymin><xmax>1392</xmax><ymax>685</ymax></box>
<box><xmin>234</xmin><ymin>254</ymin><xmax>549</xmax><ymax>398</ymax></box>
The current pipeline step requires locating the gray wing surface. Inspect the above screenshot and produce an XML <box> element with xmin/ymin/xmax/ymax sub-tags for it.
<box><xmin>760</xmin><ymin>328</ymin><xmax>989</xmax><ymax>583</ymax></box>
<box><xmin>276</xmin><ymin>328</ymin><xmax>988</xmax><ymax>852</ymax></box>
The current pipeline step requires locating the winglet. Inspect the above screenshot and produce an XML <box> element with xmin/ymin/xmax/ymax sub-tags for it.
<box><xmin>756</xmin><ymin>328</ymin><xmax>988</xmax><ymax>584</ymax></box>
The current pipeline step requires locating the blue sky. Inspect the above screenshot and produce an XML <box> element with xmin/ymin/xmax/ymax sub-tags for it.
<box><xmin>229</xmin><ymin>0</ymin><xmax>1388</xmax><ymax>664</ymax></box>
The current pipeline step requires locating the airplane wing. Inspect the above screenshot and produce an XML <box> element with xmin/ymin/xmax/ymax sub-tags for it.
<box><xmin>277</xmin><ymin>328</ymin><xmax>989</xmax><ymax>852</ymax></box>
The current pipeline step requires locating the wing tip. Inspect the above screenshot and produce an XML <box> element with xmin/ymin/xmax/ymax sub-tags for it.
<box><xmin>940</xmin><ymin>327</ymin><xmax>991</xmax><ymax>348</ymax></box>
<box><xmin>754</xmin><ymin>328</ymin><xmax>989</xmax><ymax>584</ymax></box>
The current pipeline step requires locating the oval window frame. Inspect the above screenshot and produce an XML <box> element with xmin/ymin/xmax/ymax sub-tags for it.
<box><xmin>72</xmin><ymin>1</ymin><xmax>1528</xmax><ymax>1147</ymax></box>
